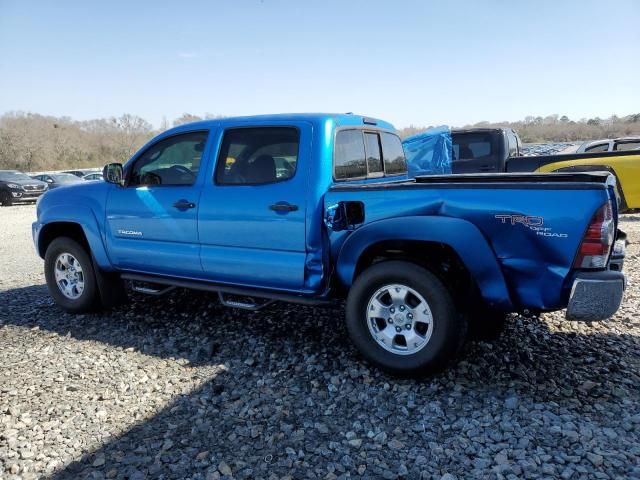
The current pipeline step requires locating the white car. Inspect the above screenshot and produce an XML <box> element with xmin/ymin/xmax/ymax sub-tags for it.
<box><xmin>576</xmin><ymin>137</ymin><xmax>640</xmax><ymax>153</ymax></box>
<box><xmin>83</xmin><ymin>172</ymin><xmax>104</xmax><ymax>181</ymax></box>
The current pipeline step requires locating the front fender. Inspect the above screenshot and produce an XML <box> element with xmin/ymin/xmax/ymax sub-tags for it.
<box><xmin>335</xmin><ymin>216</ymin><xmax>512</xmax><ymax>310</ymax></box>
<box><xmin>35</xmin><ymin>204</ymin><xmax>112</xmax><ymax>270</ymax></box>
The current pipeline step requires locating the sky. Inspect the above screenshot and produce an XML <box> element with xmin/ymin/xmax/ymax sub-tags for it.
<box><xmin>0</xmin><ymin>0</ymin><xmax>638</xmax><ymax>129</ymax></box>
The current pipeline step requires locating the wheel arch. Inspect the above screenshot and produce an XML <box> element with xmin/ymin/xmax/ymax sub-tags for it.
<box><xmin>36</xmin><ymin>205</ymin><xmax>112</xmax><ymax>270</ymax></box>
<box><xmin>335</xmin><ymin>216</ymin><xmax>513</xmax><ymax>311</ymax></box>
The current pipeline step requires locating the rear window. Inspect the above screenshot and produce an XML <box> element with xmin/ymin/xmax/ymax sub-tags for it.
<box><xmin>364</xmin><ymin>132</ymin><xmax>383</xmax><ymax>175</ymax></box>
<box><xmin>452</xmin><ymin>133</ymin><xmax>495</xmax><ymax>161</ymax></box>
<box><xmin>614</xmin><ymin>141</ymin><xmax>640</xmax><ymax>151</ymax></box>
<box><xmin>334</xmin><ymin>129</ymin><xmax>406</xmax><ymax>180</ymax></box>
<box><xmin>380</xmin><ymin>132</ymin><xmax>406</xmax><ymax>175</ymax></box>
<box><xmin>335</xmin><ymin>130</ymin><xmax>367</xmax><ymax>179</ymax></box>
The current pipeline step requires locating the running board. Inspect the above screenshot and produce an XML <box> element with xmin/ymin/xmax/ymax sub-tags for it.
<box><xmin>218</xmin><ymin>292</ymin><xmax>275</xmax><ymax>311</ymax></box>
<box><xmin>120</xmin><ymin>272</ymin><xmax>333</xmax><ymax>307</ymax></box>
<box><xmin>130</xmin><ymin>282</ymin><xmax>176</xmax><ymax>296</ymax></box>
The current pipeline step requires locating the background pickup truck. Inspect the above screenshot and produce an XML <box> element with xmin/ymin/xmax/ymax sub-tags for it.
<box><xmin>451</xmin><ymin>128</ymin><xmax>640</xmax><ymax>210</ymax></box>
<box><xmin>32</xmin><ymin>114</ymin><xmax>626</xmax><ymax>375</ymax></box>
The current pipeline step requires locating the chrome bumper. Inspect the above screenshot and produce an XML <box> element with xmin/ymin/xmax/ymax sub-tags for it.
<box><xmin>566</xmin><ymin>271</ymin><xmax>625</xmax><ymax>321</ymax></box>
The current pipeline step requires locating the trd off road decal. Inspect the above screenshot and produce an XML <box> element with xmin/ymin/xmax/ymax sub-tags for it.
<box><xmin>495</xmin><ymin>214</ymin><xmax>568</xmax><ymax>238</ymax></box>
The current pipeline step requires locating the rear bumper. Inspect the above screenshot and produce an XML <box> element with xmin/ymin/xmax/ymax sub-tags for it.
<box><xmin>566</xmin><ymin>270</ymin><xmax>625</xmax><ymax>321</ymax></box>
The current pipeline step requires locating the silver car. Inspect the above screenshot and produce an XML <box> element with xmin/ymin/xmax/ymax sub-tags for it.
<box><xmin>576</xmin><ymin>137</ymin><xmax>640</xmax><ymax>153</ymax></box>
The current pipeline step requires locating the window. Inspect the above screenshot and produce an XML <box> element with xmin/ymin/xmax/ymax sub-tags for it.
<box><xmin>614</xmin><ymin>141</ymin><xmax>640</xmax><ymax>151</ymax></box>
<box><xmin>364</xmin><ymin>132</ymin><xmax>383</xmax><ymax>175</ymax></box>
<box><xmin>335</xmin><ymin>130</ymin><xmax>407</xmax><ymax>180</ymax></box>
<box><xmin>216</xmin><ymin>127</ymin><xmax>299</xmax><ymax>185</ymax></box>
<box><xmin>585</xmin><ymin>143</ymin><xmax>609</xmax><ymax>153</ymax></box>
<box><xmin>129</xmin><ymin>131</ymin><xmax>208</xmax><ymax>186</ymax></box>
<box><xmin>380</xmin><ymin>132</ymin><xmax>407</xmax><ymax>175</ymax></box>
<box><xmin>452</xmin><ymin>133</ymin><xmax>494</xmax><ymax>161</ymax></box>
<box><xmin>507</xmin><ymin>131</ymin><xmax>518</xmax><ymax>157</ymax></box>
<box><xmin>335</xmin><ymin>130</ymin><xmax>367</xmax><ymax>180</ymax></box>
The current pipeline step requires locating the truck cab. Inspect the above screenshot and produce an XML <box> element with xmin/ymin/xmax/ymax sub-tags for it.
<box><xmin>451</xmin><ymin>128</ymin><xmax>521</xmax><ymax>173</ymax></box>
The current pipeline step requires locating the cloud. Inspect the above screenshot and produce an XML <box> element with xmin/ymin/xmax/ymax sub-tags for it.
<box><xmin>178</xmin><ymin>52</ymin><xmax>199</xmax><ymax>59</ymax></box>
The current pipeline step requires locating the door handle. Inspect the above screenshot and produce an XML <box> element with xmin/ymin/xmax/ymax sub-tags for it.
<box><xmin>173</xmin><ymin>200</ymin><xmax>196</xmax><ymax>209</ymax></box>
<box><xmin>478</xmin><ymin>165</ymin><xmax>492</xmax><ymax>172</ymax></box>
<box><xmin>270</xmin><ymin>202</ymin><xmax>298</xmax><ymax>212</ymax></box>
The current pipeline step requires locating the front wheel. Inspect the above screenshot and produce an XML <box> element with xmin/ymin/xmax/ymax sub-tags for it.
<box><xmin>346</xmin><ymin>261</ymin><xmax>466</xmax><ymax>376</ymax></box>
<box><xmin>44</xmin><ymin>237</ymin><xmax>98</xmax><ymax>313</ymax></box>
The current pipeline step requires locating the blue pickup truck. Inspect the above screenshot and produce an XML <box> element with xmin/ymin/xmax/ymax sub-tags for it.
<box><xmin>32</xmin><ymin>114</ymin><xmax>626</xmax><ymax>375</ymax></box>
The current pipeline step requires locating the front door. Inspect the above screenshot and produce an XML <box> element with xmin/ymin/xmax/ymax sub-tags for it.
<box><xmin>198</xmin><ymin>124</ymin><xmax>309</xmax><ymax>291</ymax></box>
<box><xmin>105</xmin><ymin>130</ymin><xmax>210</xmax><ymax>277</ymax></box>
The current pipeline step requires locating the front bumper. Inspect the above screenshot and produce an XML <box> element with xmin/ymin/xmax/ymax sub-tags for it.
<box><xmin>9</xmin><ymin>189</ymin><xmax>46</xmax><ymax>201</ymax></box>
<box><xmin>566</xmin><ymin>270</ymin><xmax>625</xmax><ymax>321</ymax></box>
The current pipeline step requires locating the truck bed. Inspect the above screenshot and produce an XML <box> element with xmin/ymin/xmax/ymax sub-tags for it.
<box><xmin>326</xmin><ymin>171</ymin><xmax>614</xmax><ymax>311</ymax></box>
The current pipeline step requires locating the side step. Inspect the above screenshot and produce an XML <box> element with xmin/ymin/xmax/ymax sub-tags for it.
<box><xmin>218</xmin><ymin>292</ymin><xmax>275</xmax><ymax>311</ymax></box>
<box><xmin>129</xmin><ymin>281</ymin><xmax>176</xmax><ymax>296</ymax></box>
<box><xmin>120</xmin><ymin>272</ymin><xmax>333</xmax><ymax>307</ymax></box>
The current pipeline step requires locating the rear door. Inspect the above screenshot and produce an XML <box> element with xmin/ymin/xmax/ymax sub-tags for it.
<box><xmin>105</xmin><ymin>130</ymin><xmax>210</xmax><ymax>277</ymax></box>
<box><xmin>198</xmin><ymin>124</ymin><xmax>310</xmax><ymax>291</ymax></box>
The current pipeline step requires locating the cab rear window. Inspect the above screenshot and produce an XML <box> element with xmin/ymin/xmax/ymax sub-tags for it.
<box><xmin>334</xmin><ymin>129</ymin><xmax>407</xmax><ymax>180</ymax></box>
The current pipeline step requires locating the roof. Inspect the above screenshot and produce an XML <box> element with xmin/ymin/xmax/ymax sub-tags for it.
<box><xmin>582</xmin><ymin>137</ymin><xmax>640</xmax><ymax>144</ymax></box>
<box><xmin>162</xmin><ymin>113</ymin><xmax>396</xmax><ymax>135</ymax></box>
<box><xmin>452</xmin><ymin>127</ymin><xmax>514</xmax><ymax>134</ymax></box>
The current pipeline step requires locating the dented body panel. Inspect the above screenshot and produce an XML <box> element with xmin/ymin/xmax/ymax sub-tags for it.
<box><xmin>326</xmin><ymin>177</ymin><xmax>611</xmax><ymax>310</ymax></box>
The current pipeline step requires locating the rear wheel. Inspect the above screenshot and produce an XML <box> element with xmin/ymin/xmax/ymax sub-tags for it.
<box><xmin>44</xmin><ymin>237</ymin><xmax>98</xmax><ymax>313</ymax></box>
<box><xmin>346</xmin><ymin>261</ymin><xmax>466</xmax><ymax>376</ymax></box>
<box><xmin>0</xmin><ymin>191</ymin><xmax>12</xmax><ymax>206</ymax></box>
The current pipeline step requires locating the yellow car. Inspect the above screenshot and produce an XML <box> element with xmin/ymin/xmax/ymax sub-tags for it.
<box><xmin>536</xmin><ymin>151</ymin><xmax>640</xmax><ymax>211</ymax></box>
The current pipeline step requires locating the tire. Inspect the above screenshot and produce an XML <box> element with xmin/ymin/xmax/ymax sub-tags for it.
<box><xmin>346</xmin><ymin>260</ymin><xmax>466</xmax><ymax>376</ymax></box>
<box><xmin>0</xmin><ymin>190</ymin><xmax>12</xmax><ymax>206</ymax></box>
<box><xmin>467</xmin><ymin>306</ymin><xmax>508</xmax><ymax>341</ymax></box>
<box><xmin>44</xmin><ymin>237</ymin><xmax>98</xmax><ymax>313</ymax></box>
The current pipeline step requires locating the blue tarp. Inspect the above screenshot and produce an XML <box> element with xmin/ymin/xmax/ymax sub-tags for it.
<box><xmin>402</xmin><ymin>126</ymin><xmax>452</xmax><ymax>177</ymax></box>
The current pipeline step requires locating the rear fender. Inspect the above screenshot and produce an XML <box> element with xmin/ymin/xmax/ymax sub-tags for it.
<box><xmin>336</xmin><ymin>216</ymin><xmax>513</xmax><ymax>310</ymax></box>
<box><xmin>36</xmin><ymin>204</ymin><xmax>112</xmax><ymax>270</ymax></box>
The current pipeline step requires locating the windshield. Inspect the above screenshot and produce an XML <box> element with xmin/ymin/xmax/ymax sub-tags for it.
<box><xmin>0</xmin><ymin>171</ymin><xmax>32</xmax><ymax>182</ymax></box>
<box><xmin>51</xmin><ymin>173</ymin><xmax>82</xmax><ymax>184</ymax></box>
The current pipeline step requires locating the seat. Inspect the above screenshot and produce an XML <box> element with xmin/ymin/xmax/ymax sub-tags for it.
<box><xmin>247</xmin><ymin>155</ymin><xmax>277</xmax><ymax>183</ymax></box>
<box><xmin>459</xmin><ymin>146</ymin><xmax>474</xmax><ymax>159</ymax></box>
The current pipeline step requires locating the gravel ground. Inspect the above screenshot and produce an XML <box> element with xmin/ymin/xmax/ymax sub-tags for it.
<box><xmin>1</xmin><ymin>205</ymin><xmax>639</xmax><ymax>480</ymax></box>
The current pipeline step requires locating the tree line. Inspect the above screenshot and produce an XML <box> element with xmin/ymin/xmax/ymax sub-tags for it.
<box><xmin>1</xmin><ymin>111</ymin><xmax>639</xmax><ymax>172</ymax></box>
<box><xmin>398</xmin><ymin>113</ymin><xmax>640</xmax><ymax>142</ymax></box>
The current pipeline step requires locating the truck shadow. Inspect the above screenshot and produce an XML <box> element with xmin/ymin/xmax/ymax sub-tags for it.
<box><xmin>1</xmin><ymin>284</ymin><xmax>638</xmax><ymax>479</ymax></box>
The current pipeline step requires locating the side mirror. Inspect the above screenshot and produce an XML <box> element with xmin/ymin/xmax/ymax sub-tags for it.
<box><xmin>46</xmin><ymin>178</ymin><xmax>54</xmax><ymax>183</ymax></box>
<box><xmin>103</xmin><ymin>163</ymin><xmax>124</xmax><ymax>186</ymax></box>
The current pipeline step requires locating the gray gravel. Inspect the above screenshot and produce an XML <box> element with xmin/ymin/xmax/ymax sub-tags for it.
<box><xmin>1</xmin><ymin>205</ymin><xmax>639</xmax><ymax>480</ymax></box>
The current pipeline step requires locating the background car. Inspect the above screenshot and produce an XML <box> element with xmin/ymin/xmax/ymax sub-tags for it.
<box><xmin>82</xmin><ymin>172</ymin><xmax>103</xmax><ymax>181</ymax></box>
<box><xmin>0</xmin><ymin>170</ymin><xmax>48</xmax><ymax>206</ymax></box>
<box><xmin>63</xmin><ymin>169</ymin><xmax>101</xmax><ymax>178</ymax></box>
<box><xmin>576</xmin><ymin>137</ymin><xmax>640</xmax><ymax>153</ymax></box>
<box><xmin>31</xmin><ymin>173</ymin><xmax>84</xmax><ymax>189</ymax></box>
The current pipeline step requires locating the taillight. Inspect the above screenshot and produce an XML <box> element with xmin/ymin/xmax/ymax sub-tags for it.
<box><xmin>573</xmin><ymin>201</ymin><xmax>615</xmax><ymax>269</ymax></box>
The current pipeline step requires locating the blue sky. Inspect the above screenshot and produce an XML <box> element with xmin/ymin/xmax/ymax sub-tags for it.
<box><xmin>0</xmin><ymin>0</ymin><xmax>638</xmax><ymax>128</ymax></box>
